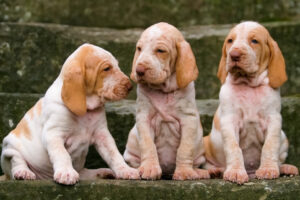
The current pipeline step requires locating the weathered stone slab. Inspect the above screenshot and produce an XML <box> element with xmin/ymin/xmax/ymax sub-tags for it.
<box><xmin>0</xmin><ymin>93</ymin><xmax>299</xmax><ymax>175</ymax></box>
<box><xmin>1</xmin><ymin>0</ymin><xmax>300</xmax><ymax>28</ymax></box>
<box><xmin>1</xmin><ymin>21</ymin><xmax>300</xmax><ymax>98</ymax></box>
<box><xmin>0</xmin><ymin>177</ymin><xmax>300</xmax><ymax>200</ymax></box>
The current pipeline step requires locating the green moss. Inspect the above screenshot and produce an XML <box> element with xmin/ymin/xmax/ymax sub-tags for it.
<box><xmin>281</xmin><ymin>97</ymin><xmax>300</xmax><ymax>168</ymax></box>
<box><xmin>1</xmin><ymin>94</ymin><xmax>300</xmax><ymax>176</ymax></box>
<box><xmin>0</xmin><ymin>177</ymin><xmax>300</xmax><ymax>200</ymax></box>
<box><xmin>1</xmin><ymin>22</ymin><xmax>300</xmax><ymax>98</ymax></box>
<box><xmin>1</xmin><ymin>0</ymin><xmax>300</xmax><ymax>28</ymax></box>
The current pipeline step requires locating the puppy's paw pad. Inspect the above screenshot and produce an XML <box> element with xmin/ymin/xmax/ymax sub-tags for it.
<box><xmin>255</xmin><ymin>167</ymin><xmax>279</xmax><ymax>180</ymax></box>
<box><xmin>138</xmin><ymin>162</ymin><xmax>162</xmax><ymax>180</ymax></box>
<box><xmin>115</xmin><ymin>166</ymin><xmax>140</xmax><ymax>180</ymax></box>
<box><xmin>54</xmin><ymin>168</ymin><xmax>79</xmax><ymax>185</ymax></box>
<box><xmin>13</xmin><ymin>169</ymin><xmax>36</xmax><ymax>180</ymax></box>
<box><xmin>224</xmin><ymin>168</ymin><xmax>249</xmax><ymax>184</ymax></box>
<box><xmin>280</xmin><ymin>164</ymin><xmax>299</xmax><ymax>176</ymax></box>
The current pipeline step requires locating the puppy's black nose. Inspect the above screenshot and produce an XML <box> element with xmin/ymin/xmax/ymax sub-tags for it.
<box><xmin>230</xmin><ymin>50</ymin><xmax>241</xmax><ymax>62</ymax></box>
<box><xmin>136</xmin><ymin>65</ymin><xmax>146</xmax><ymax>76</ymax></box>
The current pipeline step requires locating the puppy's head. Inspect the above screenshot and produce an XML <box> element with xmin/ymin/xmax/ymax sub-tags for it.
<box><xmin>217</xmin><ymin>21</ymin><xmax>287</xmax><ymax>88</ymax></box>
<box><xmin>61</xmin><ymin>44</ymin><xmax>132</xmax><ymax>116</ymax></box>
<box><xmin>130</xmin><ymin>22</ymin><xmax>198</xmax><ymax>89</ymax></box>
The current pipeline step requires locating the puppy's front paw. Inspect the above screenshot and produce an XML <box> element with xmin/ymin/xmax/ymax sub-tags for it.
<box><xmin>173</xmin><ymin>167</ymin><xmax>209</xmax><ymax>180</ymax></box>
<box><xmin>280</xmin><ymin>164</ymin><xmax>299</xmax><ymax>176</ymax></box>
<box><xmin>54</xmin><ymin>168</ymin><xmax>79</xmax><ymax>185</ymax></box>
<box><xmin>255</xmin><ymin>167</ymin><xmax>279</xmax><ymax>179</ymax></box>
<box><xmin>208</xmin><ymin>167</ymin><xmax>224</xmax><ymax>178</ymax></box>
<box><xmin>138</xmin><ymin>161</ymin><xmax>162</xmax><ymax>180</ymax></box>
<box><xmin>115</xmin><ymin>166</ymin><xmax>140</xmax><ymax>180</ymax></box>
<box><xmin>195</xmin><ymin>169</ymin><xmax>210</xmax><ymax>179</ymax></box>
<box><xmin>223</xmin><ymin>168</ymin><xmax>249</xmax><ymax>184</ymax></box>
<box><xmin>13</xmin><ymin>168</ymin><xmax>36</xmax><ymax>180</ymax></box>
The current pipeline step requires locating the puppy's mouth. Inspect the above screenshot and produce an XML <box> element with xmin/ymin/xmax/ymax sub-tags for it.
<box><xmin>106</xmin><ymin>84</ymin><xmax>131</xmax><ymax>101</ymax></box>
<box><xmin>229</xmin><ymin>66</ymin><xmax>255</xmax><ymax>79</ymax></box>
<box><xmin>136</xmin><ymin>71</ymin><xmax>168</xmax><ymax>86</ymax></box>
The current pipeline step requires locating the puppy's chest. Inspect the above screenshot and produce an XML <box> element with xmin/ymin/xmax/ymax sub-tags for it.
<box><xmin>65</xmin><ymin>111</ymin><xmax>102</xmax><ymax>156</ymax></box>
<box><xmin>228</xmin><ymin>85</ymin><xmax>272</xmax><ymax>172</ymax></box>
<box><xmin>147</xmin><ymin>92</ymin><xmax>180</xmax><ymax>137</ymax></box>
<box><xmin>229</xmin><ymin>84</ymin><xmax>271</xmax><ymax>129</ymax></box>
<box><xmin>229</xmin><ymin>85</ymin><xmax>271</xmax><ymax>155</ymax></box>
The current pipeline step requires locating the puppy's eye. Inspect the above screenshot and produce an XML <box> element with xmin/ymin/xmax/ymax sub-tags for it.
<box><xmin>156</xmin><ymin>49</ymin><xmax>166</xmax><ymax>53</ymax></box>
<box><xmin>251</xmin><ymin>39</ymin><xmax>258</xmax><ymax>44</ymax></box>
<box><xmin>137</xmin><ymin>46</ymin><xmax>142</xmax><ymax>51</ymax></box>
<box><xmin>228</xmin><ymin>39</ymin><xmax>233</xmax><ymax>43</ymax></box>
<box><xmin>103</xmin><ymin>66</ymin><xmax>111</xmax><ymax>71</ymax></box>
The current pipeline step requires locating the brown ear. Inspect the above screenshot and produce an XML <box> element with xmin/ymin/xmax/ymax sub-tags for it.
<box><xmin>217</xmin><ymin>41</ymin><xmax>228</xmax><ymax>84</ymax></box>
<box><xmin>267</xmin><ymin>37</ymin><xmax>287</xmax><ymax>88</ymax></box>
<box><xmin>130</xmin><ymin>50</ymin><xmax>138</xmax><ymax>82</ymax></box>
<box><xmin>61</xmin><ymin>60</ymin><xmax>87</xmax><ymax>116</ymax></box>
<box><xmin>175</xmin><ymin>40</ymin><xmax>198</xmax><ymax>88</ymax></box>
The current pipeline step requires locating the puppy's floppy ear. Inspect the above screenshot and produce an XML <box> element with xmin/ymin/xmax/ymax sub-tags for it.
<box><xmin>61</xmin><ymin>59</ymin><xmax>87</xmax><ymax>116</ymax></box>
<box><xmin>175</xmin><ymin>40</ymin><xmax>198</xmax><ymax>88</ymax></box>
<box><xmin>267</xmin><ymin>36</ymin><xmax>287</xmax><ymax>88</ymax></box>
<box><xmin>130</xmin><ymin>50</ymin><xmax>138</xmax><ymax>82</ymax></box>
<box><xmin>217</xmin><ymin>40</ymin><xmax>228</xmax><ymax>84</ymax></box>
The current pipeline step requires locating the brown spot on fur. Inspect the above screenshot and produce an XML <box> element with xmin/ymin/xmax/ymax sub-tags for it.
<box><xmin>93</xmin><ymin>65</ymin><xmax>109</xmax><ymax>94</ymax></box>
<box><xmin>35</xmin><ymin>99</ymin><xmax>42</xmax><ymax>116</ymax></box>
<box><xmin>12</xmin><ymin>118</ymin><xmax>31</xmax><ymax>139</ymax></box>
<box><xmin>176</xmin><ymin>40</ymin><xmax>198</xmax><ymax>88</ymax></box>
<box><xmin>27</xmin><ymin>106</ymin><xmax>34</xmax><ymax>119</ymax></box>
<box><xmin>204</xmin><ymin>135</ymin><xmax>216</xmax><ymax>165</ymax></box>
<box><xmin>27</xmin><ymin>99</ymin><xmax>43</xmax><ymax>119</ymax></box>
<box><xmin>213</xmin><ymin>113</ymin><xmax>221</xmax><ymax>131</ymax></box>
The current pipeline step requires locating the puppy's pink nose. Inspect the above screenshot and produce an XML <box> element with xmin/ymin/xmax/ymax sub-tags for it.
<box><xmin>230</xmin><ymin>50</ymin><xmax>242</xmax><ymax>62</ymax></box>
<box><xmin>136</xmin><ymin>65</ymin><xmax>146</xmax><ymax>76</ymax></box>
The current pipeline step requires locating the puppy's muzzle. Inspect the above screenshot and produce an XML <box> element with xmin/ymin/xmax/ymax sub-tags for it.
<box><xmin>230</xmin><ymin>50</ymin><xmax>242</xmax><ymax>62</ymax></box>
<box><xmin>136</xmin><ymin>64</ymin><xmax>147</xmax><ymax>77</ymax></box>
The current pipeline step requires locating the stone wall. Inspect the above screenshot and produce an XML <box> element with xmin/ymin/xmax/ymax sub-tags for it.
<box><xmin>1</xmin><ymin>22</ymin><xmax>300</xmax><ymax>99</ymax></box>
<box><xmin>1</xmin><ymin>0</ymin><xmax>300</xmax><ymax>28</ymax></box>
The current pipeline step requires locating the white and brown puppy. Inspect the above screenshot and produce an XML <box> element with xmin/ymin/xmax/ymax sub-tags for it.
<box><xmin>1</xmin><ymin>44</ymin><xmax>140</xmax><ymax>185</ymax></box>
<box><xmin>204</xmin><ymin>21</ymin><xmax>299</xmax><ymax>184</ymax></box>
<box><xmin>123</xmin><ymin>22</ymin><xmax>209</xmax><ymax>180</ymax></box>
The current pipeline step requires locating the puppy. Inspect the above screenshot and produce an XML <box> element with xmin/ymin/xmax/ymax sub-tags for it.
<box><xmin>1</xmin><ymin>44</ymin><xmax>140</xmax><ymax>185</ymax></box>
<box><xmin>204</xmin><ymin>21</ymin><xmax>299</xmax><ymax>184</ymax></box>
<box><xmin>123</xmin><ymin>22</ymin><xmax>209</xmax><ymax>180</ymax></box>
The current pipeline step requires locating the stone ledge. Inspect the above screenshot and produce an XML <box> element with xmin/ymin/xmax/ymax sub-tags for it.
<box><xmin>0</xmin><ymin>177</ymin><xmax>299</xmax><ymax>200</ymax></box>
<box><xmin>1</xmin><ymin>0</ymin><xmax>300</xmax><ymax>28</ymax></box>
<box><xmin>1</xmin><ymin>21</ymin><xmax>300</xmax><ymax>98</ymax></box>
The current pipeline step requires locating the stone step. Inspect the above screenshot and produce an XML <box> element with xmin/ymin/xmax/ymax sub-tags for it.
<box><xmin>0</xmin><ymin>93</ymin><xmax>299</xmax><ymax>176</ymax></box>
<box><xmin>1</xmin><ymin>0</ymin><xmax>300</xmax><ymax>28</ymax></box>
<box><xmin>1</xmin><ymin>177</ymin><xmax>300</xmax><ymax>200</ymax></box>
<box><xmin>1</xmin><ymin>21</ymin><xmax>300</xmax><ymax>99</ymax></box>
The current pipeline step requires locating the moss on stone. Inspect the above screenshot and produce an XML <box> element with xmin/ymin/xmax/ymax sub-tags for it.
<box><xmin>1</xmin><ymin>94</ymin><xmax>300</xmax><ymax>176</ymax></box>
<box><xmin>0</xmin><ymin>177</ymin><xmax>300</xmax><ymax>200</ymax></box>
<box><xmin>1</xmin><ymin>0</ymin><xmax>300</xmax><ymax>28</ymax></box>
<box><xmin>1</xmin><ymin>22</ymin><xmax>300</xmax><ymax>99</ymax></box>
